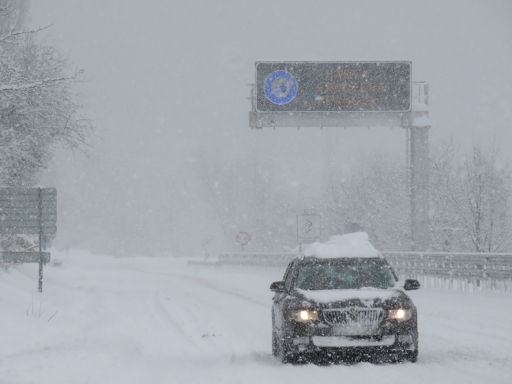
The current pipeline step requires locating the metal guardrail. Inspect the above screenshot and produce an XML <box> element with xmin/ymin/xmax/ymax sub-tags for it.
<box><xmin>383</xmin><ymin>251</ymin><xmax>512</xmax><ymax>281</ymax></box>
<box><xmin>217</xmin><ymin>251</ymin><xmax>512</xmax><ymax>291</ymax></box>
<box><xmin>218</xmin><ymin>252</ymin><xmax>296</xmax><ymax>266</ymax></box>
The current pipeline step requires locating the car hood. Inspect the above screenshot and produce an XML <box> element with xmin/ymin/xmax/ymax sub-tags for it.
<box><xmin>295</xmin><ymin>287</ymin><xmax>406</xmax><ymax>308</ymax></box>
<box><xmin>296</xmin><ymin>287</ymin><xmax>398</xmax><ymax>303</ymax></box>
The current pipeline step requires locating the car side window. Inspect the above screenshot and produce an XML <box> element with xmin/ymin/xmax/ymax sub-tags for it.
<box><xmin>282</xmin><ymin>262</ymin><xmax>293</xmax><ymax>282</ymax></box>
<box><xmin>284</xmin><ymin>262</ymin><xmax>296</xmax><ymax>292</ymax></box>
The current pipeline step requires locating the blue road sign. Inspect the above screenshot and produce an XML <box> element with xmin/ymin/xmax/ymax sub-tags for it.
<box><xmin>263</xmin><ymin>70</ymin><xmax>298</xmax><ymax>105</ymax></box>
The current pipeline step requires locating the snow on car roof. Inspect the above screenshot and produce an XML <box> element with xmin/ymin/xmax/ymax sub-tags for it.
<box><xmin>302</xmin><ymin>232</ymin><xmax>381</xmax><ymax>259</ymax></box>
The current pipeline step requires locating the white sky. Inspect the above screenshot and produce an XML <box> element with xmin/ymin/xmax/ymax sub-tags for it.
<box><xmin>30</xmin><ymin>0</ymin><xmax>512</xmax><ymax>255</ymax></box>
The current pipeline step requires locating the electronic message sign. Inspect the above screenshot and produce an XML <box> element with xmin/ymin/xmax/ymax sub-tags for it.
<box><xmin>256</xmin><ymin>61</ymin><xmax>411</xmax><ymax>112</ymax></box>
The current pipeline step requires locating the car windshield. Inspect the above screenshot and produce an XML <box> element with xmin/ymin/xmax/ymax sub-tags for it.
<box><xmin>295</xmin><ymin>258</ymin><xmax>396</xmax><ymax>290</ymax></box>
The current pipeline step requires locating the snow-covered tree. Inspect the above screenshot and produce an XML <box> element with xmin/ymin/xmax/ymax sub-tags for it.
<box><xmin>322</xmin><ymin>144</ymin><xmax>512</xmax><ymax>253</ymax></box>
<box><xmin>321</xmin><ymin>155</ymin><xmax>410</xmax><ymax>251</ymax></box>
<box><xmin>431</xmin><ymin>144</ymin><xmax>512</xmax><ymax>252</ymax></box>
<box><xmin>0</xmin><ymin>0</ymin><xmax>90</xmax><ymax>186</ymax></box>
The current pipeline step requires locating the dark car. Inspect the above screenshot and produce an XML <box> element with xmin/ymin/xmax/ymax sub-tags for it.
<box><xmin>270</xmin><ymin>256</ymin><xmax>420</xmax><ymax>364</ymax></box>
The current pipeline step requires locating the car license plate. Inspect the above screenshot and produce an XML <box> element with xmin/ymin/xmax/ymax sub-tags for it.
<box><xmin>331</xmin><ymin>324</ymin><xmax>376</xmax><ymax>336</ymax></box>
<box><xmin>332</xmin><ymin>326</ymin><xmax>348</xmax><ymax>336</ymax></box>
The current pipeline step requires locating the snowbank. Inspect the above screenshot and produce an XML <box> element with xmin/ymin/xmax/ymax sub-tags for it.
<box><xmin>303</xmin><ymin>232</ymin><xmax>380</xmax><ymax>259</ymax></box>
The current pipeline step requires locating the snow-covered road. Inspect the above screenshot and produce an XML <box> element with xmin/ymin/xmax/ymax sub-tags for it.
<box><xmin>1</xmin><ymin>251</ymin><xmax>511</xmax><ymax>384</ymax></box>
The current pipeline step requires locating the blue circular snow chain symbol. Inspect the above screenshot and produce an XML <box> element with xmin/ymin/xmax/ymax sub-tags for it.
<box><xmin>263</xmin><ymin>70</ymin><xmax>298</xmax><ymax>105</ymax></box>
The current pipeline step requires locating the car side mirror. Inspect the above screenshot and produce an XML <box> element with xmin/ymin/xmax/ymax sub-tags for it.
<box><xmin>270</xmin><ymin>281</ymin><xmax>285</xmax><ymax>292</ymax></box>
<box><xmin>404</xmin><ymin>279</ymin><xmax>420</xmax><ymax>291</ymax></box>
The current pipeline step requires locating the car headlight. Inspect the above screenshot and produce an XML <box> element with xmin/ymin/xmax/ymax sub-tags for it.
<box><xmin>388</xmin><ymin>308</ymin><xmax>412</xmax><ymax>321</ymax></box>
<box><xmin>293</xmin><ymin>309</ymin><xmax>318</xmax><ymax>322</ymax></box>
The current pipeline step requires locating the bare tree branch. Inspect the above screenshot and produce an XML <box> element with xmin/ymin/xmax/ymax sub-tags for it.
<box><xmin>0</xmin><ymin>73</ymin><xmax>77</xmax><ymax>92</ymax></box>
<box><xmin>0</xmin><ymin>24</ymin><xmax>52</xmax><ymax>43</ymax></box>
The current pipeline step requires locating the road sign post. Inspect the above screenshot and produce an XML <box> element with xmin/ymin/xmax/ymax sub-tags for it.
<box><xmin>297</xmin><ymin>211</ymin><xmax>321</xmax><ymax>253</ymax></box>
<box><xmin>0</xmin><ymin>187</ymin><xmax>57</xmax><ymax>292</ymax></box>
<box><xmin>235</xmin><ymin>232</ymin><xmax>251</xmax><ymax>251</ymax></box>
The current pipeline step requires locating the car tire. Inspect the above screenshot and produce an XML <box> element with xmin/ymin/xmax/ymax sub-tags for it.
<box><xmin>394</xmin><ymin>348</ymin><xmax>418</xmax><ymax>363</ymax></box>
<box><xmin>278</xmin><ymin>337</ymin><xmax>289</xmax><ymax>363</ymax></box>
<box><xmin>406</xmin><ymin>333</ymin><xmax>419</xmax><ymax>363</ymax></box>
<box><xmin>281</xmin><ymin>349</ymin><xmax>302</xmax><ymax>364</ymax></box>
<box><xmin>406</xmin><ymin>349</ymin><xmax>418</xmax><ymax>363</ymax></box>
<box><xmin>397</xmin><ymin>330</ymin><xmax>418</xmax><ymax>363</ymax></box>
<box><xmin>279</xmin><ymin>338</ymin><xmax>306</xmax><ymax>364</ymax></box>
<box><xmin>275</xmin><ymin>335</ymin><xmax>290</xmax><ymax>363</ymax></box>
<box><xmin>271</xmin><ymin>309</ymin><xmax>279</xmax><ymax>357</ymax></box>
<box><xmin>272</xmin><ymin>331</ymin><xmax>278</xmax><ymax>357</ymax></box>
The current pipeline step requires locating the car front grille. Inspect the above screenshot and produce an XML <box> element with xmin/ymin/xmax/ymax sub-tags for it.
<box><xmin>322</xmin><ymin>308</ymin><xmax>384</xmax><ymax>335</ymax></box>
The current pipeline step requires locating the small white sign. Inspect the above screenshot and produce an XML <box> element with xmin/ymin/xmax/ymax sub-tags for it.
<box><xmin>297</xmin><ymin>214</ymin><xmax>321</xmax><ymax>243</ymax></box>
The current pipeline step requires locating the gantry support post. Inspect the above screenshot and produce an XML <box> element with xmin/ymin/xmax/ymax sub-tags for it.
<box><xmin>406</xmin><ymin>84</ymin><xmax>431</xmax><ymax>251</ymax></box>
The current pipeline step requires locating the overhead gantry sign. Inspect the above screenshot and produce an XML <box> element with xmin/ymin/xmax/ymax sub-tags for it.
<box><xmin>249</xmin><ymin>61</ymin><xmax>430</xmax><ymax>251</ymax></box>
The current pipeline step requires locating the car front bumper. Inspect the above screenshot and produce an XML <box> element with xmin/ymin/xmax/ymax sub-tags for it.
<box><xmin>283</xmin><ymin>318</ymin><xmax>417</xmax><ymax>354</ymax></box>
<box><xmin>310</xmin><ymin>335</ymin><xmax>396</xmax><ymax>348</ymax></box>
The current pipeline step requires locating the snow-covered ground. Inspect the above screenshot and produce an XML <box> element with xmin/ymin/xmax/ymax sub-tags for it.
<box><xmin>1</xmin><ymin>251</ymin><xmax>511</xmax><ymax>384</ymax></box>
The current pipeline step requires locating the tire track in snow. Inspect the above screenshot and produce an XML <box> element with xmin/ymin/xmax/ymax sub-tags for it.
<box><xmin>130</xmin><ymin>265</ymin><xmax>273</xmax><ymax>359</ymax></box>
<box><xmin>128</xmin><ymin>267</ymin><xmax>268</xmax><ymax>308</ymax></box>
<box><xmin>147</xmin><ymin>291</ymin><xmax>199</xmax><ymax>350</ymax></box>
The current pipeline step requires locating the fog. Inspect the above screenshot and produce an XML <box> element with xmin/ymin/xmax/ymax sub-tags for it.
<box><xmin>30</xmin><ymin>0</ymin><xmax>512</xmax><ymax>256</ymax></box>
